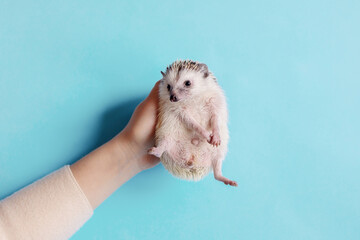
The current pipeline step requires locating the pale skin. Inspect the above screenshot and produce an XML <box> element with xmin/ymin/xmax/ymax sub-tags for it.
<box><xmin>70</xmin><ymin>82</ymin><xmax>161</xmax><ymax>209</ymax></box>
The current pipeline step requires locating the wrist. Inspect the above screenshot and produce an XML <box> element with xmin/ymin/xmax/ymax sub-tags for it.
<box><xmin>112</xmin><ymin>130</ymin><xmax>143</xmax><ymax>175</ymax></box>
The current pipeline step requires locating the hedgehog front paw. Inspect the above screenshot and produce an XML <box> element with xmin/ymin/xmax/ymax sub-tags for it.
<box><xmin>148</xmin><ymin>147</ymin><xmax>163</xmax><ymax>158</ymax></box>
<box><xmin>209</xmin><ymin>131</ymin><xmax>221</xmax><ymax>147</ymax></box>
<box><xmin>201</xmin><ymin>131</ymin><xmax>212</xmax><ymax>142</ymax></box>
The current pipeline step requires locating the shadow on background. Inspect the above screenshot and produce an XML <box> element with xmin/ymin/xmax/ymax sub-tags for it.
<box><xmin>74</xmin><ymin>95</ymin><xmax>165</xmax><ymax>189</ymax></box>
<box><xmin>0</xmin><ymin>96</ymin><xmax>162</xmax><ymax>199</ymax></box>
<box><xmin>94</xmin><ymin>97</ymin><xmax>144</xmax><ymax>148</ymax></box>
<box><xmin>70</xmin><ymin>96</ymin><xmax>146</xmax><ymax>165</ymax></box>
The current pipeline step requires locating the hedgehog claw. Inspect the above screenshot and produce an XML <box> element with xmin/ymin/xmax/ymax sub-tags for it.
<box><xmin>209</xmin><ymin>132</ymin><xmax>221</xmax><ymax>147</ymax></box>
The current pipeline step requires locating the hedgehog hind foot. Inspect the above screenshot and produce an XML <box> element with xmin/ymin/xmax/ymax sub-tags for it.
<box><xmin>214</xmin><ymin>175</ymin><xmax>238</xmax><ymax>187</ymax></box>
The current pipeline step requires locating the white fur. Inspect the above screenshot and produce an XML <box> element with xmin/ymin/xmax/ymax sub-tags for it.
<box><xmin>150</xmin><ymin>60</ymin><xmax>235</xmax><ymax>186</ymax></box>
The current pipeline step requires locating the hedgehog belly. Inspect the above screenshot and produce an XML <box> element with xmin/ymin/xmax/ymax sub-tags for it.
<box><xmin>160</xmin><ymin>152</ymin><xmax>211</xmax><ymax>181</ymax></box>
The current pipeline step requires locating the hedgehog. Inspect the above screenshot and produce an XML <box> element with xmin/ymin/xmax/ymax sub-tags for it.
<box><xmin>148</xmin><ymin>60</ymin><xmax>237</xmax><ymax>187</ymax></box>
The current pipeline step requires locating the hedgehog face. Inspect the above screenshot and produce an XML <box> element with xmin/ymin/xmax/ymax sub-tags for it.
<box><xmin>159</xmin><ymin>60</ymin><xmax>210</xmax><ymax>103</ymax></box>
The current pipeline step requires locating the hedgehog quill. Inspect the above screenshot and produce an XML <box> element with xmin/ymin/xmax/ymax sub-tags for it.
<box><xmin>148</xmin><ymin>60</ymin><xmax>237</xmax><ymax>187</ymax></box>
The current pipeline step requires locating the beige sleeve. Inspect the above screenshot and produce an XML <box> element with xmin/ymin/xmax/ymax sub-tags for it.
<box><xmin>0</xmin><ymin>165</ymin><xmax>93</xmax><ymax>240</ymax></box>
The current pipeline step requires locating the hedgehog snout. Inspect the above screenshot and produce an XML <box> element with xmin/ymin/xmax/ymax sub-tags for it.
<box><xmin>170</xmin><ymin>94</ymin><xmax>178</xmax><ymax>102</ymax></box>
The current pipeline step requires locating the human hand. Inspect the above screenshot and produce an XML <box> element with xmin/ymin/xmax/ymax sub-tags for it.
<box><xmin>70</xmin><ymin>82</ymin><xmax>161</xmax><ymax>209</ymax></box>
<box><xmin>115</xmin><ymin>81</ymin><xmax>161</xmax><ymax>172</ymax></box>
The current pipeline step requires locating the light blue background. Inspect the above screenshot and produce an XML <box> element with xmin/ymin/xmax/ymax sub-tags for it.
<box><xmin>1</xmin><ymin>0</ymin><xmax>359</xmax><ymax>239</ymax></box>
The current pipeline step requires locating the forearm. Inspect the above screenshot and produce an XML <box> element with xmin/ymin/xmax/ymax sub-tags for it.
<box><xmin>0</xmin><ymin>82</ymin><xmax>160</xmax><ymax>239</ymax></box>
<box><xmin>70</xmin><ymin>131</ymin><xmax>142</xmax><ymax>209</ymax></box>
<box><xmin>0</xmin><ymin>133</ymin><xmax>139</xmax><ymax>239</ymax></box>
<box><xmin>0</xmin><ymin>166</ymin><xmax>93</xmax><ymax>240</ymax></box>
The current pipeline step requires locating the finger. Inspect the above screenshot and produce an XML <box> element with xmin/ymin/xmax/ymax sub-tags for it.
<box><xmin>146</xmin><ymin>81</ymin><xmax>161</xmax><ymax>101</ymax></box>
<box><xmin>133</xmin><ymin>81</ymin><xmax>160</xmax><ymax>116</ymax></box>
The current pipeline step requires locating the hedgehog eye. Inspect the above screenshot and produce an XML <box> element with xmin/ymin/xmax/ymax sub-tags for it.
<box><xmin>184</xmin><ymin>80</ymin><xmax>191</xmax><ymax>87</ymax></box>
<box><xmin>167</xmin><ymin>84</ymin><xmax>171</xmax><ymax>91</ymax></box>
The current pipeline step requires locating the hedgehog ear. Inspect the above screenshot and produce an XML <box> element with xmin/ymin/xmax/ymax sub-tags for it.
<box><xmin>199</xmin><ymin>63</ymin><xmax>209</xmax><ymax>78</ymax></box>
<box><xmin>161</xmin><ymin>71</ymin><xmax>165</xmax><ymax>77</ymax></box>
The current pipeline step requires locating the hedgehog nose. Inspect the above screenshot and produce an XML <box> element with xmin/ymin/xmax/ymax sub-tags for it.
<box><xmin>170</xmin><ymin>95</ymin><xmax>178</xmax><ymax>102</ymax></box>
